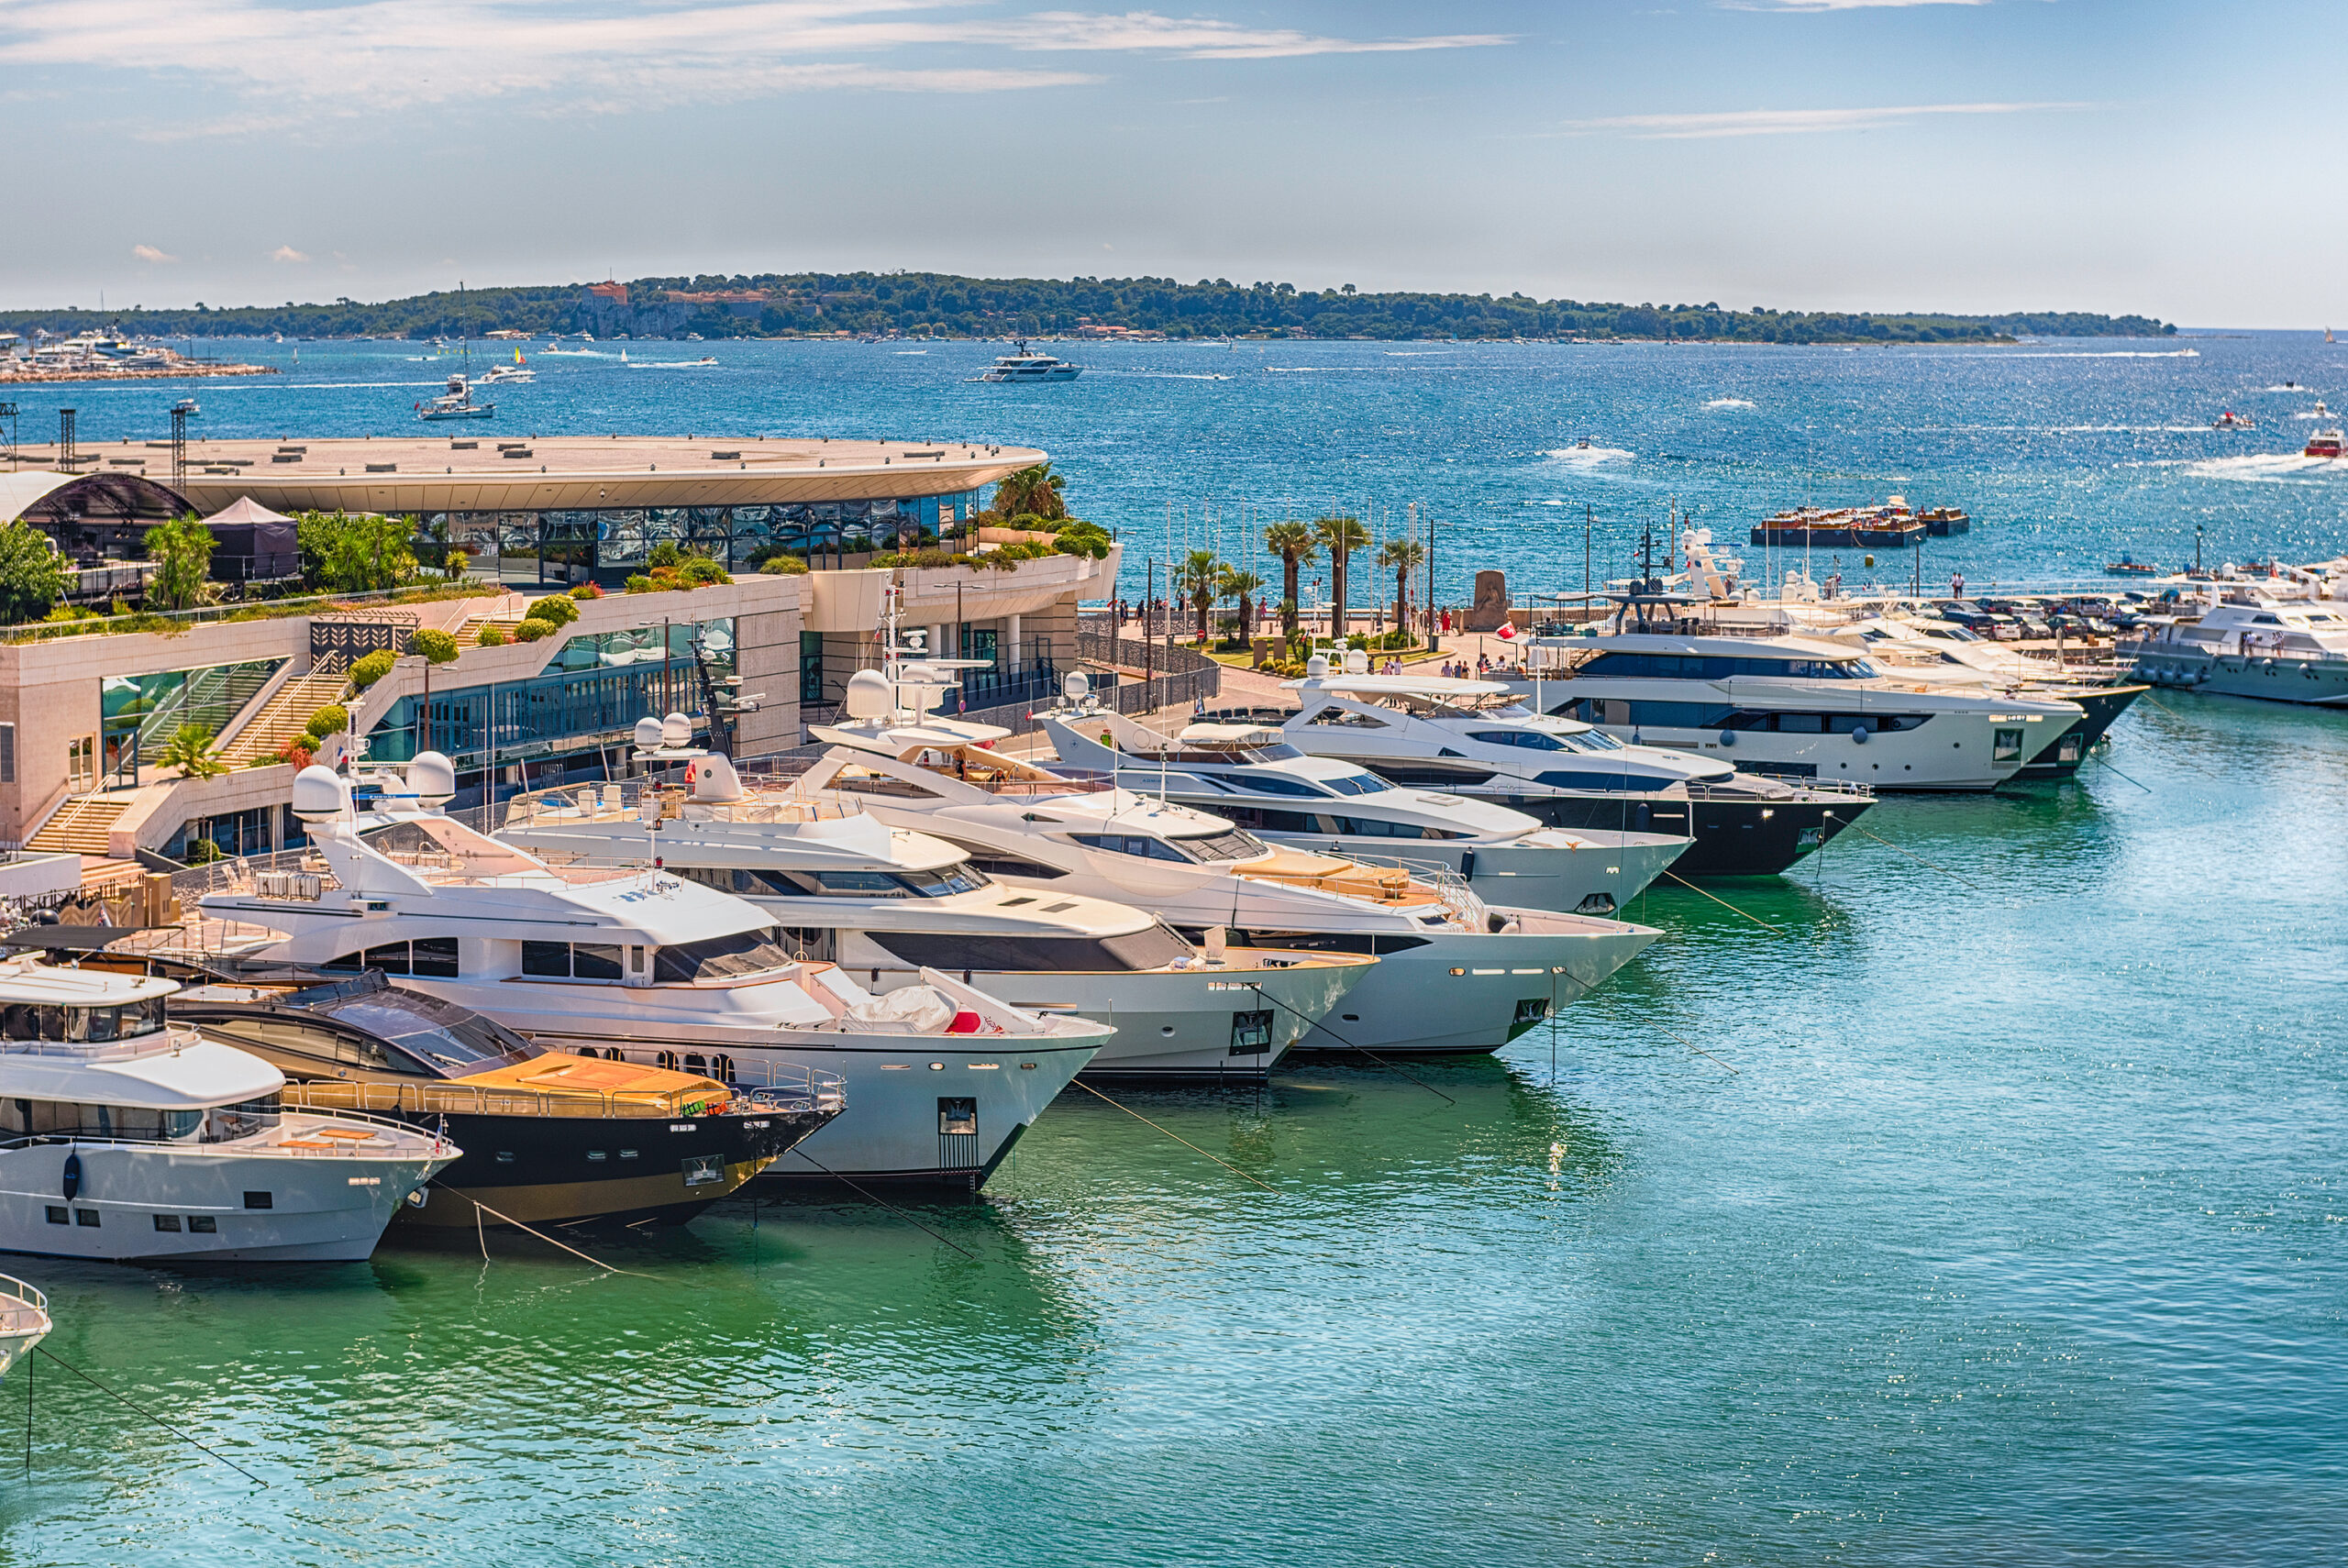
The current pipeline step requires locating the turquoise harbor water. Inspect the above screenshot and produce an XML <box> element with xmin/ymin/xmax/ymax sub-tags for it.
<box><xmin>6</xmin><ymin>337</ymin><xmax>2346</xmax><ymax>1564</ymax></box>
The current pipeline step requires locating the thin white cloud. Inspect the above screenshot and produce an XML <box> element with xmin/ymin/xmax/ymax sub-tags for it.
<box><xmin>271</xmin><ymin>245</ymin><xmax>310</xmax><ymax>262</ymax></box>
<box><xmin>1568</xmin><ymin>100</ymin><xmax>2094</xmax><ymax>138</ymax></box>
<box><xmin>0</xmin><ymin>1</ymin><xmax>1503</xmax><ymax>127</ymax></box>
<box><xmin>132</xmin><ymin>243</ymin><xmax>176</xmax><ymax>262</ymax></box>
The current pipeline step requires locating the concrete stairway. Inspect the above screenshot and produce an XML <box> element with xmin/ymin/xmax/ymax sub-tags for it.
<box><xmin>27</xmin><ymin>794</ymin><xmax>133</xmax><ymax>856</ymax></box>
<box><xmin>220</xmin><ymin>666</ymin><xmax>352</xmax><ymax>767</ymax></box>
<box><xmin>452</xmin><ymin>609</ymin><xmax>526</xmax><ymax>645</ymax></box>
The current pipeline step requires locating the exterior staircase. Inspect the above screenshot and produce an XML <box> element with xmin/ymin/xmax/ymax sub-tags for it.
<box><xmin>452</xmin><ymin>608</ymin><xmax>526</xmax><ymax>645</ymax></box>
<box><xmin>27</xmin><ymin>793</ymin><xmax>134</xmax><ymax>856</ymax></box>
<box><xmin>219</xmin><ymin>664</ymin><xmax>353</xmax><ymax>767</ymax></box>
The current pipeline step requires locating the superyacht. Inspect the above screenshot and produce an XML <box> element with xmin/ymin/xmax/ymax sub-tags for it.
<box><xmin>1039</xmin><ymin>689</ymin><xmax>1689</xmax><ymax>915</ymax></box>
<box><xmin>168</xmin><ymin>756</ymin><xmax>1109</xmax><ymax>1193</ymax></box>
<box><xmin>781</xmin><ymin>712</ymin><xmax>1659</xmax><ymax>1057</ymax></box>
<box><xmin>2126</xmin><ymin>592</ymin><xmax>2348</xmax><ymax>706</ymax></box>
<box><xmin>493</xmin><ymin>726</ymin><xmax>1373</xmax><ymax>1084</ymax></box>
<box><xmin>1273</xmin><ymin>658</ymin><xmax>1869</xmax><ymax>874</ymax></box>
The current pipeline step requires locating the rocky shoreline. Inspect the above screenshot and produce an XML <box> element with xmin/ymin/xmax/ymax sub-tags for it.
<box><xmin>0</xmin><ymin>360</ymin><xmax>277</xmax><ymax>383</ymax></box>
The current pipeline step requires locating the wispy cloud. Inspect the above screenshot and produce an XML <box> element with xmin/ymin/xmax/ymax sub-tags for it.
<box><xmin>1568</xmin><ymin>100</ymin><xmax>2093</xmax><ymax>138</ymax></box>
<box><xmin>0</xmin><ymin>1</ymin><xmax>1507</xmax><ymax>129</ymax></box>
<box><xmin>132</xmin><ymin>243</ymin><xmax>176</xmax><ymax>263</ymax></box>
<box><xmin>271</xmin><ymin>245</ymin><xmax>309</xmax><ymax>262</ymax></box>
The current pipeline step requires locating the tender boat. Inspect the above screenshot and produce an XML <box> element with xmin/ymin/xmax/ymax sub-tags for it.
<box><xmin>0</xmin><ymin>955</ymin><xmax>455</xmax><ymax>1262</ymax></box>
<box><xmin>170</xmin><ymin>973</ymin><xmax>839</xmax><ymax>1229</ymax></box>
<box><xmin>975</xmin><ymin>339</ymin><xmax>1081</xmax><ymax>382</ymax></box>
<box><xmin>2211</xmin><ymin>411</ymin><xmax>2254</xmax><ymax>430</ymax></box>
<box><xmin>772</xmin><ymin>715</ymin><xmax>1658</xmax><ymax>1059</ymax></box>
<box><xmin>163</xmin><ymin>755</ymin><xmax>1107</xmax><ymax>1193</ymax></box>
<box><xmin>2305</xmin><ymin>428</ymin><xmax>2344</xmax><ymax>458</ymax></box>
<box><xmin>1039</xmin><ymin>692</ymin><xmax>1689</xmax><ymax>916</ymax></box>
<box><xmin>2107</xmin><ymin>557</ymin><xmax>2161</xmax><ymax>576</ymax></box>
<box><xmin>493</xmin><ymin>733</ymin><xmax>1373</xmax><ymax>1085</ymax></box>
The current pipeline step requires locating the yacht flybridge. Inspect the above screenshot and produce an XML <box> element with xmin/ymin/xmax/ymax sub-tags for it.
<box><xmin>166</xmin><ymin>755</ymin><xmax>1109</xmax><ymax>1193</ymax></box>
<box><xmin>782</xmin><ymin>703</ymin><xmax>1658</xmax><ymax>1058</ymax></box>
<box><xmin>0</xmin><ymin>956</ymin><xmax>456</xmax><ymax>1262</ymax></box>
<box><xmin>493</xmin><ymin>734</ymin><xmax>1373</xmax><ymax>1084</ymax></box>
<box><xmin>1038</xmin><ymin>691</ymin><xmax>1689</xmax><ymax>916</ymax></box>
<box><xmin>1525</xmin><ymin>631</ymin><xmax>2085</xmax><ymax>790</ymax></box>
<box><xmin>1271</xmin><ymin>658</ymin><xmax>1869</xmax><ymax>875</ymax></box>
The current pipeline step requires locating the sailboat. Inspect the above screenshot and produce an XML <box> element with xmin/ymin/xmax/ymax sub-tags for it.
<box><xmin>415</xmin><ymin>282</ymin><xmax>497</xmax><ymax>418</ymax></box>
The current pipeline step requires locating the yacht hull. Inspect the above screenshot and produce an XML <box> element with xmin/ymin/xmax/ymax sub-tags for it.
<box><xmin>1259</xmin><ymin>829</ymin><xmax>1689</xmax><ymax>916</ymax></box>
<box><xmin>377</xmin><ymin>1107</ymin><xmax>830</xmax><ymax>1229</ymax></box>
<box><xmin>362</xmin><ymin>973</ymin><xmax>1102</xmax><ymax>1193</ymax></box>
<box><xmin>2133</xmin><ymin>647</ymin><xmax>2348</xmax><ymax>707</ymax></box>
<box><xmin>0</xmin><ymin>1135</ymin><xmax>450</xmax><ymax>1264</ymax></box>
<box><xmin>841</xmin><ymin>954</ymin><xmax>1372</xmax><ymax>1084</ymax></box>
<box><xmin>2015</xmin><ymin>684</ymin><xmax>2147</xmax><ymax>778</ymax></box>
<box><xmin>1238</xmin><ymin>915</ymin><xmax>1658</xmax><ymax>1056</ymax></box>
<box><xmin>1461</xmin><ymin>789</ymin><xmax>1862</xmax><ymax>877</ymax></box>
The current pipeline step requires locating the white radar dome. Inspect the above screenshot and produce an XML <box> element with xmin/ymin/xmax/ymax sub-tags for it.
<box><xmin>1343</xmin><ymin>647</ymin><xmax>1370</xmax><ymax>675</ymax></box>
<box><xmin>660</xmin><ymin>712</ymin><xmax>692</xmax><ymax>749</ymax></box>
<box><xmin>633</xmin><ymin>716</ymin><xmax>664</xmax><ymax>752</ymax></box>
<box><xmin>1062</xmin><ymin>671</ymin><xmax>1091</xmax><ymax>702</ymax></box>
<box><xmin>408</xmin><ymin>750</ymin><xmax>456</xmax><ymax>804</ymax></box>
<box><xmin>1304</xmin><ymin>654</ymin><xmax>1331</xmax><ymax>679</ymax></box>
<box><xmin>843</xmin><ymin>668</ymin><xmax>893</xmax><ymax>720</ymax></box>
<box><xmin>292</xmin><ymin>765</ymin><xmax>349</xmax><ymax>823</ymax></box>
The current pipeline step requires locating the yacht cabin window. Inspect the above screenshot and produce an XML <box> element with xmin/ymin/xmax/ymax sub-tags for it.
<box><xmin>0</xmin><ymin>1094</ymin><xmax>278</xmax><ymax>1143</ymax></box>
<box><xmin>322</xmin><ymin>938</ymin><xmax>460</xmax><ymax>978</ymax></box>
<box><xmin>1577</xmin><ymin>652</ymin><xmax>1880</xmax><ymax>680</ymax></box>
<box><xmin>653</xmin><ymin>931</ymin><xmax>796</xmax><ymax>982</ymax></box>
<box><xmin>1</xmin><ymin>997</ymin><xmax>169</xmax><ymax>1043</ymax></box>
<box><xmin>682</xmin><ymin>864</ymin><xmax>990</xmax><ymax>900</ymax></box>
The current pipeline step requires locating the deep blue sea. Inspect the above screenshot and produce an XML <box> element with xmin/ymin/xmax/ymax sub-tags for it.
<box><xmin>5</xmin><ymin>335</ymin><xmax>2344</xmax><ymax>1566</ymax></box>
<box><xmin>23</xmin><ymin>330</ymin><xmax>2348</xmax><ymax>600</ymax></box>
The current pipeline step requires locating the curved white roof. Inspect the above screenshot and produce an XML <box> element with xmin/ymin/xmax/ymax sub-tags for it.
<box><xmin>0</xmin><ymin>471</ymin><xmax>76</xmax><ymax>526</ymax></box>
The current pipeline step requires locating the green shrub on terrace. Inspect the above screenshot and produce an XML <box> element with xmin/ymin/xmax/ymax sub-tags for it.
<box><xmin>348</xmin><ymin>650</ymin><xmax>398</xmax><ymax>690</ymax></box>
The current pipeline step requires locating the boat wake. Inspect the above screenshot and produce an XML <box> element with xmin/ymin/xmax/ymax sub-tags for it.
<box><xmin>626</xmin><ymin>361</ymin><xmax>719</xmax><ymax>370</ymax></box>
<box><xmin>1702</xmin><ymin>398</ymin><xmax>1755</xmax><ymax>409</ymax></box>
<box><xmin>2185</xmin><ymin>452</ymin><xmax>2344</xmax><ymax>482</ymax></box>
<box><xmin>1543</xmin><ymin>445</ymin><xmax>1633</xmax><ymax>465</ymax></box>
<box><xmin>1997</xmin><ymin>348</ymin><xmax>2202</xmax><ymax>359</ymax></box>
<box><xmin>893</xmin><ymin>350</ymin><xmax>927</xmax><ymax>356</ymax></box>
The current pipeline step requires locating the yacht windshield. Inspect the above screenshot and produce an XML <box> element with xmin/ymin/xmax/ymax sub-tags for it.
<box><xmin>0</xmin><ymin>997</ymin><xmax>169</xmax><ymax>1044</ymax></box>
<box><xmin>655</xmin><ymin>931</ymin><xmax>797</xmax><ymax>982</ymax></box>
<box><xmin>1174</xmin><ymin>826</ymin><xmax>1268</xmax><ymax>862</ymax></box>
<box><xmin>1318</xmin><ymin>772</ymin><xmax>1393</xmax><ymax>796</ymax></box>
<box><xmin>1559</xmin><ymin>729</ymin><xmax>1625</xmax><ymax>752</ymax></box>
<box><xmin>311</xmin><ymin>993</ymin><xmax>535</xmax><ymax>1071</ymax></box>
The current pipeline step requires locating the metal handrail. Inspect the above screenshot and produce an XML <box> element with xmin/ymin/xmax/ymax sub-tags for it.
<box><xmin>0</xmin><ymin>1273</ymin><xmax>48</xmax><ymax>1332</ymax></box>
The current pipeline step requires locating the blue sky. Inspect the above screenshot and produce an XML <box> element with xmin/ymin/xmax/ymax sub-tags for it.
<box><xmin>0</xmin><ymin>0</ymin><xmax>2327</xmax><ymax>325</ymax></box>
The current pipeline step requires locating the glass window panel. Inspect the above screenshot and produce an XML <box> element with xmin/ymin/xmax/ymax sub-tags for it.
<box><xmin>571</xmin><ymin>944</ymin><xmax>624</xmax><ymax>981</ymax></box>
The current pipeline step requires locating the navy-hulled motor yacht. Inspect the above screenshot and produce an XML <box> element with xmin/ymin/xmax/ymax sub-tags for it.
<box><xmin>1271</xmin><ymin>658</ymin><xmax>1872</xmax><ymax>876</ymax></box>
<box><xmin>492</xmin><ymin>722</ymin><xmax>1373</xmax><ymax>1085</ymax></box>
<box><xmin>774</xmin><ymin>704</ymin><xmax>1658</xmax><ymax>1058</ymax></box>
<box><xmin>173</xmin><ymin>755</ymin><xmax>1109</xmax><ymax>1194</ymax></box>
<box><xmin>1038</xmin><ymin>688</ymin><xmax>1689</xmax><ymax>916</ymax></box>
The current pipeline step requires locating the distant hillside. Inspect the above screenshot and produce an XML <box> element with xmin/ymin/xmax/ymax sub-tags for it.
<box><xmin>0</xmin><ymin>273</ymin><xmax>2174</xmax><ymax>345</ymax></box>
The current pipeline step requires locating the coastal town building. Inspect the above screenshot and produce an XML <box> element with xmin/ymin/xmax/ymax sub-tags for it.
<box><xmin>0</xmin><ymin>433</ymin><xmax>1120</xmax><ymax>891</ymax></box>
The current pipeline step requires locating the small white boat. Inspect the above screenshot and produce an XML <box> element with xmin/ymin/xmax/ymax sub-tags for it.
<box><xmin>974</xmin><ymin>338</ymin><xmax>1081</xmax><ymax>382</ymax></box>
<box><xmin>416</xmin><ymin>373</ymin><xmax>494</xmax><ymax>421</ymax></box>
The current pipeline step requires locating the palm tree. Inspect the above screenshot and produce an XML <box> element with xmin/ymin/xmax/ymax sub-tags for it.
<box><xmin>159</xmin><ymin>723</ymin><xmax>227</xmax><ymax>780</ymax></box>
<box><xmin>1262</xmin><ymin>520</ymin><xmax>1317</xmax><ymax>640</ymax></box>
<box><xmin>1176</xmin><ymin>548</ymin><xmax>1222</xmax><ymax>643</ymax></box>
<box><xmin>991</xmin><ymin>463</ymin><xmax>1069</xmax><ymax>522</ymax></box>
<box><xmin>1312</xmin><ymin>515</ymin><xmax>1371</xmax><ymax>642</ymax></box>
<box><xmin>1378</xmin><ymin>538</ymin><xmax>1426</xmax><ymax>644</ymax></box>
<box><xmin>1218</xmin><ymin>566</ymin><xmax>1265</xmax><ymax>644</ymax></box>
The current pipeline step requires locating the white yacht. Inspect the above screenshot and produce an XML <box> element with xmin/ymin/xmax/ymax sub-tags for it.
<box><xmin>1524</xmin><ymin>631</ymin><xmax>2085</xmax><ymax>790</ymax></box>
<box><xmin>0</xmin><ymin>1274</ymin><xmax>47</xmax><ymax>1377</ymax></box>
<box><xmin>1273</xmin><ymin>662</ymin><xmax>1871</xmax><ymax>875</ymax></box>
<box><xmin>2126</xmin><ymin>593</ymin><xmax>2348</xmax><ymax>706</ymax></box>
<box><xmin>1038</xmin><ymin>694</ymin><xmax>1689</xmax><ymax>916</ymax></box>
<box><xmin>416</xmin><ymin>373</ymin><xmax>494</xmax><ymax>421</ymax></box>
<box><xmin>0</xmin><ymin>957</ymin><xmax>455</xmax><ymax>1262</ymax></box>
<box><xmin>779</xmin><ymin>716</ymin><xmax>1659</xmax><ymax>1058</ymax></box>
<box><xmin>492</xmin><ymin>737</ymin><xmax>1374</xmax><ymax>1084</ymax></box>
<box><xmin>974</xmin><ymin>339</ymin><xmax>1081</xmax><ymax>382</ymax></box>
<box><xmin>173</xmin><ymin>756</ymin><xmax>1110</xmax><ymax>1193</ymax></box>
